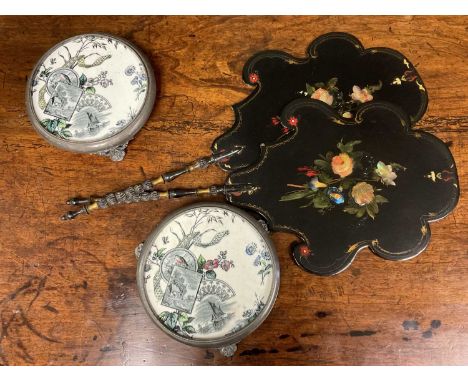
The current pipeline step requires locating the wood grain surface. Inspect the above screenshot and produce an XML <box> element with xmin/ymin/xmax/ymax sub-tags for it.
<box><xmin>0</xmin><ymin>16</ymin><xmax>467</xmax><ymax>366</ymax></box>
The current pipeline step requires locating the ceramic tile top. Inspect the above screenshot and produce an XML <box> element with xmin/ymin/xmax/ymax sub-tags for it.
<box><xmin>140</xmin><ymin>205</ymin><xmax>278</xmax><ymax>341</ymax></box>
<box><xmin>28</xmin><ymin>34</ymin><xmax>150</xmax><ymax>143</ymax></box>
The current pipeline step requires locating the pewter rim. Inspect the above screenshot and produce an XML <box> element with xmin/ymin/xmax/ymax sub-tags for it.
<box><xmin>25</xmin><ymin>32</ymin><xmax>156</xmax><ymax>154</ymax></box>
<box><xmin>136</xmin><ymin>202</ymin><xmax>280</xmax><ymax>349</ymax></box>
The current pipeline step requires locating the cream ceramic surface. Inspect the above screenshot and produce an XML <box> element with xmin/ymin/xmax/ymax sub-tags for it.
<box><xmin>29</xmin><ymin>34</ymin><xmax>149</xmax><ymax>143</ymax></box>
<box><xmin>141</xmin><ymin>206</ymin><xmax>275</xmax><ymax>341</ymax></box>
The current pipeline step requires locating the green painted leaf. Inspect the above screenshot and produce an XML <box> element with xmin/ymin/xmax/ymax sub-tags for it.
<box><xmin>57</xmin><ymin>119</ymin><xmax>67</xmax><ymax>129</ymax></box>
<box><xmin>318</xmin><ymin>172</ymin><xmax>333</xmax><ymax>184</ymax></box>
<box><xmin>375</xmin><ymin>195</ymin><xmax>389</xmax><ymax>204</ymax></box>
<box><xmin>306</xmin><ymin>83</ymin><xmax>315</xmax><ymax>95</ymax></box>
<box><xmin>340</xmin><ymin>178</ymin><xmax>355</xmax><ymax>190</ymax></box>
<box><xmin>390</xmin><ymin>162</ymin><xmax>406</xmax><ymax>171</ymax></box>
<box><xmin>356</xmin><ymin>208</ymin><xmax>366</xmax><ymax>218</ymax></box>
<box><xmin>184</xmin><ymin>325</ymin><xmax>195</xmax><ymax>334</ymax></box>
<box><xmin>327</xmin><ymin>77</ymin><xmax>338</xmax><ymax>89</ymax></box>
<box><xmin>155</xmin><ymin>248</ymin><xmax>166</xmax><ymax>259</ymax></box>
<box><xmin>314</xmin><ymin>159</ymin><xmax>331</xmax><ymax>171</ymax></box>
<box><xmin>300</xmin><ymin>199</ymin><xmax>316</xmax><ymax>208</ymax></box>
<box><xmin>40</xmin><ymin>119</ymin><xmax>51</xmax><ymax>128</ymax></box>
<box><xmin>61</xmin><ymin>130</ymin><xmax>72</xmax><ymax>138</ymax></box>
<box><xmin>280</xmin><ymin>190</ymin><xmax>310</xmax><ymax>201</ymax></box>
<box><xmin>79</xmin><ymin>73</ymin><xmax>87</xmax><ymax>87</ymax></box>
<box><xmin>178</xmin><ymin>312</ymin><xmax>189</xmax><ymax>324</ymax></box>
<box><xmin>349</xmin><ymin>150</ymin><xmax>364</xmax><ymax>161</ymax></box>
<box><xmin>344</xmin><ymin>207</ymin><xmax>359</xmax><ymax>215</ymax></box>
<box><xmin>341</xmin><ymin>140</ymin><xmax>362</xmax><ymax>153</ymax></box>
<box><xmin>85</xmin><ymin>86</ymin><xmax>96</xmax><ymax>95</ymax></box>
<box><xmin>159</xmin><ymin>311</ymin><xmax>169</xmax><ymax>321</ymax></box>
<box><xmin>49</xmin><ymin>119</ymin><xmax>58</xmax><ymax>132</ymax></box>
<box><xmin>366</xmin><ymin>205</ymin><xmax>376</xmax><ymax>219</ymax></box>
<box><xmin>164</xmin><ymin>313</ymin><xmax>177</xmax><ymax>329</ymax></box>
<box><xmin>197</xmin><ymin>254</ymin><xmax>206</xmax><ymax>271</ymax></box>
<box><xmin>367</xmin><ymin>200</ymin><xmax>379</xmax><ymax>214</ymax></box>
<box><xmin>313</xmin><ymin>196</ymin><xmax>331</xmax><ymax>209</ymax></box>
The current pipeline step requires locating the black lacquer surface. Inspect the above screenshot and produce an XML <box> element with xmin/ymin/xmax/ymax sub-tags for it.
<box><xmin>227</xmin><ymin>100</ymin><xmax>458</xmax><ymax>275</ymax></box>
<box><xmin>213</xmin><ymin>32</ymin><xmax>428</xmax><ymax>172</ymax></box>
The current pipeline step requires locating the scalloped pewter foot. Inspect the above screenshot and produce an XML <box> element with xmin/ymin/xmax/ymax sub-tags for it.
<box><xmin>257</xmin><ymin>219</ymin><xmax>270</xmax><ymax>233</ymax></box>
<box><xmin>96</xmin><ymin>143</ymin><xmax>128</xmax><ymax>161</ymax></box>
<box><xmin>219</xmin><ymin>343</ymin><xmax>237</xmax><ymax>357</ymax></box>
<box><xmin>134</xmin><ymin>242</ymin><xmax>144</xmax><ymax>259</ymax></box>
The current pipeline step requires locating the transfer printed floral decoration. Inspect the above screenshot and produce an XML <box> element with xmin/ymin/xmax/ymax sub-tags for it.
<box><xmin>227</xmin><ymin>99</ymin><xmax>458</xmax><ymax>275</ymax></box>
<box><xmin>29</xmin><ymin>34</ymin><xmax>149</xmax><ymax>143</ymax></box>
<box><xmin>140</xmin><ymin>206</ymin><xmax>276</xmax><ymax>340</ymax></box>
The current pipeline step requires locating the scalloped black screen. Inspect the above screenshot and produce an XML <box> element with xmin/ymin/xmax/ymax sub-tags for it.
<box><xmin>227</xmin><ymin>100</ymin><xmax>458</xmax><ymax>275</ymax></box>
<box><xmin>213</xmin><ymin>32</ymin><xmax>428</xmax><ymax>172</ymax></box>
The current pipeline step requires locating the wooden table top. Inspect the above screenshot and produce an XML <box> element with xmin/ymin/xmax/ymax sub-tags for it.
<box><xmin>0</xmin><ymin>16</ymin><xmax>466</xmax><ymax>366</ymax></box>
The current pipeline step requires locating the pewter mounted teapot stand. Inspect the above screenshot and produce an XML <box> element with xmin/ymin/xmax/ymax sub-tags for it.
<box><xmin>25</xmin><ymin>33</ymin><xmax>156</xmax><ymax>161</ymax></box>
<box><xmin>135</xmin><ymin>203</ymin><xmax>280</xmax><ymax>357</ymax></box>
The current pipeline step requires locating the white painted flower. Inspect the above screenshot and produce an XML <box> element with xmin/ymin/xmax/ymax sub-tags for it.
<box><xmin>375</xmin><ymin>161</ymin><xmax>397</xmax><ymax>186</ymax></box>
<box><xmin>311</xmin><ymin>88</ymin><xmax>334</xmax><ymax>105</ymax></box>
<box><xmin>351</xmin><ymin>85</ymin><xmax>373</xmax><ymax>103</ymax></box>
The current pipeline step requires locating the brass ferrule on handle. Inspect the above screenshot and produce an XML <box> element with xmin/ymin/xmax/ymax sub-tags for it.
<box><xmin>61</xmin><ymin>184</ymin><xmax>258</xmax><ymax>220</ymax></box>
<box><xmin>61</xmin><ymin>147</ymin><xmax>245</xmax><ymax>221</ymax></box>
<box><xmin>155</xmin><ymin>146</ymin><xmax>243</xmax><ymax>185</ymax></box>
<box><xmin>61</xmin><ymin>202</ymin><xmax>98</xmax><ymax>221</ymax></box>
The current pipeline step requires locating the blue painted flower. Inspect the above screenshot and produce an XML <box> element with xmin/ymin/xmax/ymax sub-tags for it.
<box><xmin>245</xmin><ymin>242</ymin><xmax>257</xmax><ymax>256</ymax></box>
<box><xmin>125</xmin><ymin>65</ymin><xmax>136</xmax><ymax>76</ymax></box>
<box><xmin>307</xmin><ymin>176</ymin><xmax>327</xmax><ymax>191</ymax></box>
<box><xmin>254</xmin><ymin>255</ymin><xmax>261</xmax><ymax>267</ymax></box>
<box><xmin>327</xmin><ymin>187</ymin><xmax>345</xmax><ymax>205</ymax></box>
<box><xmin>261</xmin><ymin>250</ymin><xmax>271</xmax><ymax>261</ymax></box>
<box><xmin>131</xmin><ymin>76</ymin><xmax>139</xmax><ymax>85</ymax></box>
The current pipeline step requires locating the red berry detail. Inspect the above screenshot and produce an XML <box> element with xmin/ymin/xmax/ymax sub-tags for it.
<box><xmin>288</xmin><ymin>116</ymin><xmax>298</xmax><ymax>127</ymax></box>
<box><xmin>249</xmin><ymin>73</ymin><xmax>259</xmax><ymax>83</ymax></box>
<box><xmin>271</xmin><ymin>116</ymin><xmax>280</xmax><ymax>125</ymax></box>
<box><xmin>297</xmin><ymin>244</ymin><xmax>312</xmax><ymax>257</ymax></box>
